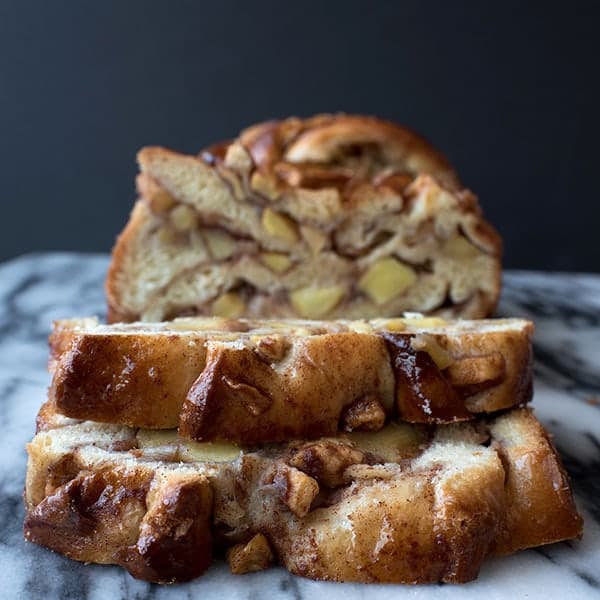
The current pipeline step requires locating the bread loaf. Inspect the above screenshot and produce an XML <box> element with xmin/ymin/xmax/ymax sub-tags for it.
<box><xmin>106</xmin><ymin>115</ymin><xmax>501</xmax><ymax>323</ymax></box>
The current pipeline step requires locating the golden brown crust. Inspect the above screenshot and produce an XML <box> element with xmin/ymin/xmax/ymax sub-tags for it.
<box><xmin>238</xmin><ymin>114</ymin><xmax>460</xmax><ymax>191</ymax></box>
<box><xmin>490</xmin><ymin>410</ymin><xmax>583</xmax><ymax>553</ymax></box>
<box><xmin>49</xmin><ymin>317</ymin><xmax>533</xmax><ymax>437</ymax></box>
<box><xmin>24</xmin><ymin>408</ymin><xmax>582</xmax><ymax>584</ymax></box>
<box><xmin>50</xmin><ymin>330</ymin><xmax>209</xmax><ymax>429</ymax></box>
<box><xmin>105</xmin><ymin>114</ymin><xmax>502</xmax><ymax>323</ymax></box>
<box><xmin>48</xmin><ymin>317</ymin><xmax>99</xmax><ymax>371</ymax></box>
<box><xmin>25</xmin><ymin>466</ymin><xmax>152</xmax><ymax>561</ymax></box>
<box><xmin>106</xmin><ymin>202</ymin><xmax>152</xmax><ymax>323</ymax></box>
<box><xmin>117</xmin><ymin>472</ymin><xmax>213</xmax><ymax>582</ymax></box>
<box><xmin>180</xmin><ymin>332</ymin><xmax>393</xmax><ymax>443</ymax></box>
<box><xmin>24</xmin><ymin>465</ymin><xmax>213</xmax><ymax>583</ymax></box>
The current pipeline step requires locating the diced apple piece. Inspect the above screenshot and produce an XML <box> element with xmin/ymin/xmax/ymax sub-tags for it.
<box><xmin>443</xmin><ymin>236</ymin><xmax>481</xmax><ymax>259</ymax></box>
<box><xmin>212</xmin><ymin>292</ymin><xmax>246</xmax><ymax>318</ymax></box>
<box><xmin>301</xmin><ymin>225</ymin><xmax>328</xmax><ymax>255</ymax></box>
<box><xmin>170</xmin><ymin>205</ymin><xmax>197</xmax><ymax>231</ymax></box>
<box><xmin>290</xmin><ymin>285</ymin><xmax>345</xmax><ymax>318</ymax></box>
<box><xmin>348</xmin><ymin>422</ymin><xmax>424</xmax><ymax>462</ymax></box>
<box><xmin>262</xmin><ymin>208</ymin><xmax>299</xmax><ymax>243</ymax></box>
<box><xmin>204</xmin><ymin>229</ymin><xmax>236</xmax><ymax>260</ymax></box>
<box><xmin>411</xmin><ymin>334</ymin><xmax>454</xmax><ymax>370</ymax></box>
<box><xmin>261</xmin><ymin>252</ymin><xmax>292</xmax><ymax>273</ymax></box>
<box><xmin>136</xmin><ymin>429</ymin><xmax>240</xmax><ymax>462</ymax></box>
<box><xmin>346</xmin><ymin>320</ymin><xmax>373</xmax><ymax>333</ymax></box>
<box><xmin>376</xmin><ymin>318</ymin><xmax>408</xmax><ymax>332</ymax></box>
<box><xmin>372</xmin><ymin>316</ymin><xmax>447</xmax><ymax>332</ymax></box>
<box><xmin>136</xmin><ymin>429</ymin><xmax>179</xmax><ymax>448</ymax></box>
<box><xmin>180</xmin><ymin>439</ymin><xmax>241</xmax><ymax>463</ymax></box>
<box><xmin>359</xmin><ymin>257</ymin><xmax>417</xmax><ymax>305</ymax></box>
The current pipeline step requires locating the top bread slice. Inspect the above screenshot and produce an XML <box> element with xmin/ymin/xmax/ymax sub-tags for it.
<box><xmin>24</xmin><ymin>406</ymin><xmax>582</xmax><ymax>584</ymax></box>
<box><xmin>106</xmin><ymin>114</ymin><xmax>501</xmax><ymax>323</ymax></box>
<box><xmin>49</xmin><ymin>315</ymin><xmax>533</xmax><ymax>442</ymax></box>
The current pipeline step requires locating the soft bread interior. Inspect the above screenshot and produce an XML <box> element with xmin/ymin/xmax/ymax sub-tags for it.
<box><xmin>107</xmin><ymin>116</ymin><xmax>501</xmax><ymax>322</ymax></box>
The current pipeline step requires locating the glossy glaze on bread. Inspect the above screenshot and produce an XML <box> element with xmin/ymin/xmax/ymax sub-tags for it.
<box><xmin>49</xmin><ymin>316</ymin><xmax>533</xmax><ymax>437</ymax></box>
<box><xmin>24</xmin><ymin>407</ymin><xmax>582</xmax><ymax>584</ymax></box>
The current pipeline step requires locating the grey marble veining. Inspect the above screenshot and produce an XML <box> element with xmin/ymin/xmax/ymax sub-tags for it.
<box><xmin>1</xmin><ymin>253</ymin><xmax>599</xmax><ymax>600</ymax></box>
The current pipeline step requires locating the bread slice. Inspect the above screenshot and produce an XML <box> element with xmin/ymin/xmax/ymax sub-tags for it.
<box><xmin>24</xmin><ymin>406</ymin><xmax>582</xmax><ymax>584</ymax></box>
<box><xmin>106</xmin><ymin>114</ymin><xmax>501</xmax><ymax>323</ymax></box>
<box><xmin>49</xmin><ymin>315</ymin><xmax>533</xmax><ymax>440</ymax></box>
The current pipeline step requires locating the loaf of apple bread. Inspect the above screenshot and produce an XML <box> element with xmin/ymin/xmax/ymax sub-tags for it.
<box><xmin>106</xmin><ymin>115</ymin><xmax>501</xmax><ymax>323</ymax></box>
<box><xmin>49</xmin><ymin>315</ymin><xmax>533</xmax><ymax>438</ymax></box>
<box><xmin>24</xmin><ymin>406</ymin><xmax>582</xmax><ymax>584</ymax></box>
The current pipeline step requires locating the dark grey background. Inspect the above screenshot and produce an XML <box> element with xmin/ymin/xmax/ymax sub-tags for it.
<box><xmin>1</xmin><ymin>1</ymin><xmax>598</xmax><ymax>270</ymax></box>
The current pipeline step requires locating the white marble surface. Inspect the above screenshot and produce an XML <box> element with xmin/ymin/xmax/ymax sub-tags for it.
<box><xmin>1</xmin><ymin>253</ymin><xmax>599</xmax><ymax>599</ymax></box>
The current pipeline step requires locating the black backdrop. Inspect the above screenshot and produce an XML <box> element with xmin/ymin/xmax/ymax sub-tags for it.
<box><xmin>1</xmin><ymin>0</ymin><xmax>599</xmax><ymax>270</ymax></box>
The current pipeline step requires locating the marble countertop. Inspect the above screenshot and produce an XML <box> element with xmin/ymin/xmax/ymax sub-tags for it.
<box><xmin>1</xmin><ymin>253</ymin><xmax>599</xmax><ymax>599</ymax></box>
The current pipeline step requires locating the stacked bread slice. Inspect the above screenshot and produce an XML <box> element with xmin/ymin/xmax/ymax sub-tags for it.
<box><xmin>25</xmin><ymin>315</ymin><xmax>582</xmax><ymax>583</ymax></box>
<box><xmin>24</xmin><ymin>115</ymin><xmax>582</xmax><ymax>584</ymax></box>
